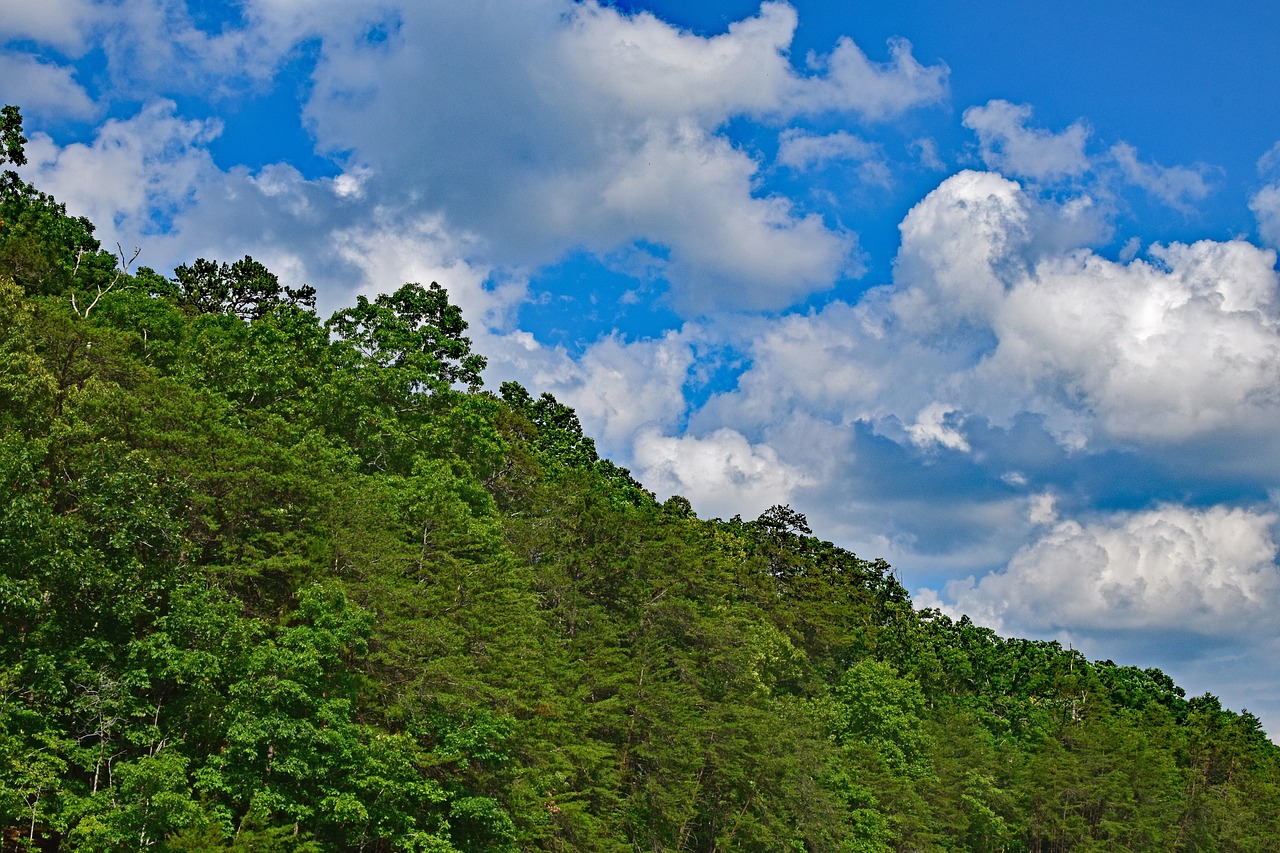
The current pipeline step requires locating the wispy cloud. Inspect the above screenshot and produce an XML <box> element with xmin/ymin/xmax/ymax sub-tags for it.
<box><xmin>963</xmin><ymin>100</ymin><xmax>1090</xmax><ymax>181</ymax></box>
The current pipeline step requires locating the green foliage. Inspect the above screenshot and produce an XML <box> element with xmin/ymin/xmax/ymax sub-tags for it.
<box><xmin>0</xmin><ymin>179</ymin><xmax>115</xmax><ymax>298</ymax></box>
<box><xmin>830</xmin><ymin>659</ymin><xmax>933</xmax><ymax>778</ymax></box>
<box><xmin>1</xmin><ymin>105</ymin><xmax>26</xmax><ymax>172</ymax></box>
<box><xmin>0</xmin><ymin>108</ymin><xmax>117</xmax><ymax>301</ymax></box>
<box><xmin>163</xmin><ymin>256</ymin><xmax>317</xmax><ymax>320</ymax></box>
<box><xmin>498</xmin><ymin>381</ymin><xmax>653</xmax><ymax>506</ymax></box>
<box><xmin>329</xmin><ymin>282</ymin><xmax>484</xmax><ymax>393</ymax></box>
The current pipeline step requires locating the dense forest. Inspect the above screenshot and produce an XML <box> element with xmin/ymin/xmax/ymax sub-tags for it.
<box><xmin>2</xmin><ymin>104</ymin><xmax>1279</xmax><ymax>851</ymax></box>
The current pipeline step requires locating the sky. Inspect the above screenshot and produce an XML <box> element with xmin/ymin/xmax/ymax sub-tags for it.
<box><xmin>6</xmin><ymin>0</ymin><xmax>1280</xmax><ymax>734</ymax></box>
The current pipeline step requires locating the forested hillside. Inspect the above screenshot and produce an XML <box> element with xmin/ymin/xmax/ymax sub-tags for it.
<box><xmin>3</xmin><ymin>105</ymin><xmax>1279</xmax><ymax>851</ymax></box>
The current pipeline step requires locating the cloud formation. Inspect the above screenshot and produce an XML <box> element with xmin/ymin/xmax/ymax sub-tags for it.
<box><xmin>2</xmin><ymin>0</ymin><xmax>96</xmax><ymax>53</ymax></box>
<box><xmin>7</xmin><ymin>0</ymin><xmax>949</xmax><ymax>315</ymax></box>
<box><xmin>22</xmin><ymin>102</ymin><xmax>221</xmax><ymax>236</ymax></box>
<box><xmin>777</xmin><ymin>129</ymin><xmax>890</xmax><ymax>186</ymax></box>
<box><xmin>293</xmin><ymin>0</ymin><xmax>951</xmax><ymax>312</ymax></box>
<box><xmin>934</xmin><ymin>504</ymin><xmax>1280</xmax><ymax>639</ymax></box>
<box><xmin>633</xmin><ymin>427</ymin><xmax>813</xmax><ymax>521</ymax></box>
<box><xmin>962</xmin><ymin>100</ymin><xmax>1090</xmax><ymax>181</ymax></box>
<box><xmin>0</xmin><ymin>53</ymin><xmax>97</xmax><ymax>119</ymax></box>
<box><xmin>1109</xmin><ymin>142</ymin><xmax>1214</xmax><ymax>211</ymax></box>
<box><xmin>871</xmin><ymin>171</ymin><xmax>1280</xmax><ymax>449</ymax></box>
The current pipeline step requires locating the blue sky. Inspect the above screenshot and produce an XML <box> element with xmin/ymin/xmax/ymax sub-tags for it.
<box><xmin>7</xmin><ymin>0</ymin><xmax>1280</xmax><ymax>734</ymax></box>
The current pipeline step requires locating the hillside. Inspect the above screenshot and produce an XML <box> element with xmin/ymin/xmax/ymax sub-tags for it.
<box><xmin>2</xmin><ymin>106</ymin><xmax>1279</xmax><ymax>851</ymax></box>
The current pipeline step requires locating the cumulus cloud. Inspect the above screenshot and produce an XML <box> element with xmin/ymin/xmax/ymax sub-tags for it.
<box><xmin>884</xmin><ymin>171</ymin><xmax>1280</xmax><ymax>446</ymax></box>
<box><xmin>962</xmin><ymin>100</ymin><xmax>1090</xmax><ymax>181</ymax></box>
<box><xmin>633</xmin><ymin>427</ymin><xmax>812</xmax><ymax>520</ymax></box>
<box><xmin>1</xmin><ymin>0</ymin><xmax>97</xmax><ymax>53</ymax></box>
<box><xmin>891</xmin><ymin>169</ymin><xmax>1035</xmax><ymax>331</ymax></box>
<box><xmin>94</xmin><ymin>0</ymin><xmax>319</xmax><ymax>95</ymax></box>
<box><xmin>21</xmin><ymin>101</ymin><xmax>221</xmax><ymax>239</ymax></box>
<box><xmin>906</xmin><ymin>402</ymin><xmax>970</xmax><ymax>451</ymax></box>
<box><xmin>517</xmin><ymin>332</ymin><xmax>696</xmax><ymax>454</ymax></box>
<box><xmin>294</xmin><ymin>0</ymin><xmax>943</xmax><ymax>313</ymax></box>
<box><xmin>1253</xmin><ymin>183</ymin><xmax>1280</xmax><ymax>249</ymax></box>
<box><xmin>559</xmin><ymin>3</ymin><xmax>947</xmax><ymax>123</ymax></box>
<box><xmin>4</xmin><ymin>0</ymin><xmax>949</xmax><ymax>316</ymax></box>
<box><xmin>668</xmin><ymin>169</ymin><xmax>1280</xmax><ymax>588</ymax></box>
<box><xmin>690</xmin><ymin>302</ymin><xmax>889</xmax><ymax>432</ymax></box>
<box><xmin>683</xmin><ymin>179</ymin><xmax>1280</xmax><ymax>576</ymax></box>
<box><xmin>0</xmin><ymin>54</ymin><xmax>97</xmax><ymax>120</ymax></box>
<box><xmin>15</xmin><ymin>102</ymin><xmax>439</xmax><ymax>313</ymax></box>
<box><xmin>559</xmin><ymin>0</ymin><xmax>798</xmax><ymax>122</ymax></box>
<box><xmin>329</xmin><ymin>211</ymin><xmax>513</xmax><ymax>328</ymax></box>
<box><xmin>592</xmin><ymin>123</ymin><xmax>857</xmax><ymax>312</ymax></box>
<box><xmin>986</xmin><ymin>240</ymin><xmax>1280</xmax><ymax>443</ymax></box>
<box><xmin>935</xmin><ymin>504</ymin><xmax>1280</xmax><ymax>639</ymax></box>
<box><xmin>915</xmin><ymin>502</ymin><xmax>1280</xmax><ymax>731</ymax></box>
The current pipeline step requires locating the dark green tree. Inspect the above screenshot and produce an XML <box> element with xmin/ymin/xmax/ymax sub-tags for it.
<box><xmin>164</xmin><ymin>256</ymin><xmax>316</xmax><ymax>320</ymax></box>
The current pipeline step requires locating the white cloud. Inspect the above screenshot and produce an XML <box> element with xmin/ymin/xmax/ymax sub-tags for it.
<box><xmin>1027</xmin><ymin>492</ymin><xmax>1057</xmax><ymax>526</ymax></box>
<box><xmin>521</xmin><ymin>332</ymin><xmax>695</xmax><ymax>455</ymax></box>
<box><xmin>1110</xmin><ymin>141</ymin><xmax>1213</xmax><ymax>211</ymax></box>
<box><xmin>0</xmin><ymin>54</ymin><xmax>98</xmax><ymax>120</ymax></box>
<box><xmin>1250</xmin><ymin>143</ymin><xmax>1280</xmax><ymax>249</ymax></box>
<box><xmin>891</xmin><ymin>169</ymin><xmax>1033</xmax><ymax>333</ymax></box>
<box><xmin>660</xmin><ymin>169</ymin><xmax>1280</xmax><ymax>589</ymax></box>
<box><xmin>592</xmin><ymin>122</ymin><xmax>857</xmax><ymax>312</ymax></box>
<box><xmin>792</xmin><ymin>34</ymin><xmax>948</xmax><ymax>121</ymax></box>
<box><xmin>20</xmin><ymin>101</ymin><xmax>221</xmax><ymax>240</ymax></box>
<box><xmin>5</xmin><ymin>1</ymin><xmax>947</xmax><ymax>316</ymax></box>
<box><xmin>936</xmin><ymin>504</ymin><xmax>1280</xmax><ymax>638</ymax></box>
<box><xmin>884</xmin><ymin>170</ymin><xmax>1280</xmax><ymax>446</ymax></box>
<box><xmin>962</xmin><ymin>100</ymin><xmax>1089</xmax><ymax>181</ymax></box>
<box><xmin>777</xmin><ymin>129</ymin><xmax>889</xmax><ymax>186</ymax></box>
<box><xmin>1</xmin><ymin>0</ymin><xmax>97</xmax><ymax>53</ymax></box>
<box><xmin>1251</xmin><ymin>185</ymin><xmax>1280</xmax><ymax>250</ymax></box>
<box><xmin>560</xmin><ymin>3</ymin><xmax>947</xmax><ymax>123</ymax></box>
<box><xmin>978</xmin><ymin>238</ymin><xmax>1280</xmax><ymax>444</ymax></box>
<box><xmin>906</xmin><ymin>402</ymin><xmax>969</xmax><ymax>451</ymax></box>
<box><xmin>95</xmin><ymin>0</ymin><xmax>303</xmax><ymax>95</ymax></box>
<box><xmin>665</xmin><ymin>172</ymin><xmax>1280</xmax><ymax>459</ymax></box>
<box><xmin>778</xmin><ymin>129</ymin><xmax>877</xmax><ymax>170</ymax></box>
<box><xmin>14</xmin><ymin>102</ymin><xmax>425</xmax><ymax>313</ymax></box>
<box><xmin>293</xmin><ymin>0</ymin><xmax>944</xmax><ymax>313</ymax></box>
<box><xmin>909</xmin><ymin>137</ymin><xmax>945</xmax><ymax>172</ymax></box>
<box><xmin>3</xmin><ymin>0</ymin><xmax>372</xmax><ymax>102</ymax></box>
<box><xmin>690</xmin><ymin>302</ymin><xmax>886</xmax><ymax>431</ymax></box>
<box><xmin>917</xmin><ymin>502</ymin><xmax>1280</xmax><ymax>732</ymax></box>
<box><xmin>559</xmin><ymin>0</ymin><xmax>798</xmax><ymax>122</ymax></box>
<box><xmin>633</xmin><ymin>427</ymin><xmax>812</xmax><ymax>520</ymax></box>
<box><xmin>1258</xmin><ymin>141</ymin><xmax>1280</xmax><ymax>181</ymax></box>
<box><xmin>329</xmin><ymin>210</ymin><xmax>511</xmax><ymax>329</ymax></box>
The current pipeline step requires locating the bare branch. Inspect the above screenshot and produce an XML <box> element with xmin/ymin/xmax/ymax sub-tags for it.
<box><xmin>74</xmin><ymin>243</ymin><xmax>141</xmax><ymax>318</ymax></box>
